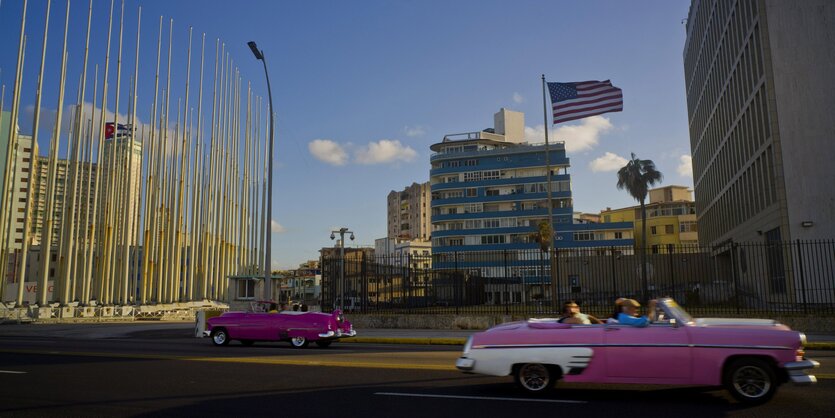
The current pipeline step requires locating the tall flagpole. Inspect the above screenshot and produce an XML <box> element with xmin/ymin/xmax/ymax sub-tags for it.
<box><xmin>39</xmin><ymin>0</ymin><xmax>72</xmax><ymax>306</ymax></box>
<box><xmin>86</xmin><ymin>0</ymin><xmax>115</xmax><ymax>305</ymax></box>
<box><xmin>188</xmin><ymin>33</ymin><xmax>206</xmax><ymax>301</ymax></box>
<box><xmin>81</xmin><ymin>65</ymin><xmax>98</xmax><ymax>303</ymax></box>
<box><xmin>201</xmin><ymin>39</ymin><xmax>220</xmax><ymax>300</ymax></box>
<box><xmin>0</xmin><ymin>0</ymin><xmax>27</xmax><ymax>304</ymax></box>
<box><xmin>19</xmin><ymin>0</ymin><xmax>52</xmax><ymax>306</ymax></box>
<box><xmin>121</xmin><ymin>5</ymin><xmax>141</xmax><ymax>304</ymax></box>
<box><xmin>541</xmin><ymin>74</ymin><xmax>557</xmax><ymax>309</ymax></box>
<box><xmin>140</xmin><ymin>16</ymin><xmax>163</xmax><ymax>304</ymax></box>
<box><xmin>174</xmin><ymin>27</ymin><xmax>193</xmax><ymax>302</ymax></box>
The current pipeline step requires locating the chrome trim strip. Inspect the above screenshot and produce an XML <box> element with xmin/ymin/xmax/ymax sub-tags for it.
<box><xmin>473</xmin><ymin>343</ymin><xmax>793</xmax><ymax>350</ymax></box>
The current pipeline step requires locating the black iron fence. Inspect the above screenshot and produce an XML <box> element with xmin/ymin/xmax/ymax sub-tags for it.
<box><xmin>320</xmin><ymin>240</ymin><xmax>835</xmax><ymax>318</ymax></box>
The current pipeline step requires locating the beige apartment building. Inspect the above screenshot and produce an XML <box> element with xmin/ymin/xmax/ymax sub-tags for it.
<box><xmin>387</xmin><ymin>181</ymin><xmax>431</xmax><ymax>241</ymax></box>
<box><xmin>3</xmin><ymin>132</ymin><xmax>37</xmax><ymax>251</ymax></box>
<box><xmin>100</xmin><ymin>136</ymin><xmax>143</xmax><ymax>245</ymax></box>
<box><xmin>31</xmin><ymin>156</ymin><xmax>99</xmax><ymax>247</ymax></box>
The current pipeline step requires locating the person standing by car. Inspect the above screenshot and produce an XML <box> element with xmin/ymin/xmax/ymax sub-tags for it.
<box><xmin>558</xmin><ymin>301</ymin><xmax>602</xmax><ymax>324</ymax></box>
<box><xmin>609</xmin><ymin>298</ymin><xmax>656</xmax><ymax>327</ymax></box>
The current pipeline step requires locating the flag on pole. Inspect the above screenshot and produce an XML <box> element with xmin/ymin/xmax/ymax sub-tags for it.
<box><xmin>105</xmin><ymin>122</ymin><xmax>131</xmax><ymax>139</ymax></box>
<box><xmin>547</xmin><ymin>80</ymin><xmax>623</xmax><ymax>124</ymax></box>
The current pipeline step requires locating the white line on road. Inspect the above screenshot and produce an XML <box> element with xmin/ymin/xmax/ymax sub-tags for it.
<box><xmin>0</xmin><ymin>370</ymin><xmax>27</xmax><ymax>374</ymax></box>
<box><xmin>374</xmin><ymin>392</ymin><xmax>587</xmax><ymax>404</ymax></box>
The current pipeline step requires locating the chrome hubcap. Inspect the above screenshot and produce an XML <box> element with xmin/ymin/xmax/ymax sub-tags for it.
<box><xmin>291</xmin><ymin>337</ymin><xmax>306</xmax><ymax>346</ymax></box>
<box><xmin>520</xmin><ymin>364</ymin><xmax>549</xmax><ymax>391</ymax></box>
<box><xmin>213</xmin><ymin>332</ymin><xmax>226</xmax><ymax>345</ymax></box>
<box><xmin>732</xmin><ymin>366</ymin><xmax>771</xmax><ymax>398</ymax></box>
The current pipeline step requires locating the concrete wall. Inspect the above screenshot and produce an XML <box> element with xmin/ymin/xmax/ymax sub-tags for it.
<box><xmin>764</xmin><ymin>0</ymin><xmax>835</xmax><ymax>241</ymax></box>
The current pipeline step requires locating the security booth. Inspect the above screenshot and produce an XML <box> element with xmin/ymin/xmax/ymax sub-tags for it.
<box><xmin>225</xmin><ymin>274</ymin><xmax>286</xmax><ymax>311</ymax></box>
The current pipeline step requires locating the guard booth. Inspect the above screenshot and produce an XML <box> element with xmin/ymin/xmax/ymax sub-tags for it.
<box><xmin>225</xmin><ymin>275</ymin><xmax>285</xmax><ymax>311</ymax></box>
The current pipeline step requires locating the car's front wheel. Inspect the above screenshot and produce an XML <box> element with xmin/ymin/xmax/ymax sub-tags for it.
<box><xmin>210</xmin><ymin>328</ymin><xmax>230</xmax><ymax>346</ymax></box>
<box><xmin>724</xmin><ymin>358</ymin><xmax>778</xmax><ymax>404</ymax></box>
<box><xmin>290</xmin><ymin>336</ymin><xmax>309</xmax><ymax>348</ymax></box>
<box><xmin>514</xmin><ymin>363</ymin><xmax>557</xmax><ymax>394</ymax></box>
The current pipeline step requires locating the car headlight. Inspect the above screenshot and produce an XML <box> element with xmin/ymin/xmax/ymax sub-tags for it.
<box><xmin>799</xmin><ymin>332</ymin><xmax>807</xmax><ymax>347</ymax></box>
<box><xmin>463</xmin><ymin>336</ymin><xmax>473</xmax><ymax>355</ymax></box>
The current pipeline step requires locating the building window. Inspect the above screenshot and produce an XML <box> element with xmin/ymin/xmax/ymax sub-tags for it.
<box><xmin>665</xmin><ymin>224</ymin><xmax>674</xmax><ymax>234</ymax></box>
<box><xmin>679</xmin><ymin>221</ymin><xmax>697</xmax><ymax>233</ymax></box>
<box><xmin>237</xmin><ymin>279</ymin><xmax>256</xmax><ymax>300</ymax></box>
<box><xmin>486</xmin><ymin>189</ymin><xmax>499</xmax><ymax>196</ymax></box>
<box><xmin>614</xmin><ymin>232</ymin><xmax>623</xmax><ymax>239</ymax></box>
<box><xmin>464</xmin><ymin>159</ymin><xmax>478</xmax><ymax>166</ymax></box>
<box><xmin>481</xmin><ymin>235</ymin><xmax>506</xmax><ymax>245</ymax></box>
<box><xmin>651</xmin><ymin>245</ymin><xmax>659</xmax><ymax>254</ymax></box>
<box><xmin>483</xmin><ymin>219</ymin><xmax>500</xmax><ymax>228</ymax></box>
<box><xmin>574</xmin><ymin>232</ymin><xmax>593</xmax><ymax>241</ymax></box>
<box><xmin>482</xmin><ymin>170</ymin><xmax>501</xmax><ymax>180</ymax></box>
<box><xmin>466</xmin><ymin>188</ymin><xmax>477</xmax><ymax>197</ymax></box>
<box><xmin>448</xmin><ymin>238</ymin><xmax>463</xmax><ymax>246</ymax></box>
<box><xmin>447</xmin><ymin>208</ymin><xmax>457</xmax><ymax>214</ymax></box>
<box><xmin>448</xmin><ymin>161</ymin><xmax>460</xmax><ymax>167</ymax></box>
<box><xmin>651</xmin><ymin>226</ymin><xmax>658</xmax><ymax>235</ymax></box>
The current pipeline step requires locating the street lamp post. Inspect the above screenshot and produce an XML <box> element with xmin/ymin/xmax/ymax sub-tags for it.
<box><xmin>247</xmin><ymin>41</ymin><xmax>275</xmax><ymax>301</ymax></box>
<box><xmin>330</xmin><ymin>228</ymin><xmax>354</xmax><ymax>311</ymax></box>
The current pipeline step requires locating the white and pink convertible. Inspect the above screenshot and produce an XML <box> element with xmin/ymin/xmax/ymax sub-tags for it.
<box><xmin>456</xmin><ymin>298</ymin><xmax>818</xmax><ymax>404</ymax></box>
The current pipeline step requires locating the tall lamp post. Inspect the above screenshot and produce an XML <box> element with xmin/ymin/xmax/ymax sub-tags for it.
<box><xmin>330</xmin><ymin>228</ymin><xmax>354</xmax><ymax>311</ymax></box>
<box><xmin>248</xmin><ymin>41</ymin><xmax>275</xmax><ymax>301</ymax></box>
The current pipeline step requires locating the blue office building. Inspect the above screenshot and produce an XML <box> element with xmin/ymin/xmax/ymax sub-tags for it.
<box><xmin>430</xmin><ymin>109</ymin><xmax>634</xmax><ymax>294</ymax></box>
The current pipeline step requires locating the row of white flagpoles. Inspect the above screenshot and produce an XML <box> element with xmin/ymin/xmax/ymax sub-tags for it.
<box><xmin>0</xmin><ymin>0</ymin><xmax>272</xmax><ymax>307</ymax></box>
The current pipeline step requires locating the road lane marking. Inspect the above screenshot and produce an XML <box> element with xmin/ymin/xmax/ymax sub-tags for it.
<box><xmin>816</xmin><ymin>373</ymin><xmax>835</xmax><ymax>380</ymax></box>
<box><xmin>0</xmin><ymin>348</ymin><xmax>458</xmax><ymax>371</ymax></box>
<box><xmin>0</xmin><ymin>370</ymin><xmax>27</xmax><ymax>374</ymax></box>
<box><xmin>375</xmin><ymin>392</ymin><xmax>587</xmax><ymax>404</ymax></box>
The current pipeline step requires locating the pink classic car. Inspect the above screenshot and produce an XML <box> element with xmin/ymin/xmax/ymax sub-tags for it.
<box><xmin>456</xmin><ymin>298</ymin><xmax>818</xmax><ymax>404</ymax></box>
<box><xmin>205</xmin><ymin>309</ymin><xmax>356</xmax><ymax>348</ymax></box>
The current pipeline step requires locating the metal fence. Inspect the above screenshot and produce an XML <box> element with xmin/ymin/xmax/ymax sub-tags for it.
<box><xmin>320</xmin><ymin>240</ymin><xmax>835</xmax><ymax>318</ymax></box>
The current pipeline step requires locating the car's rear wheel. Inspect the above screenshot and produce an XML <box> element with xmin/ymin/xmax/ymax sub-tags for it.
<box><xmin>290</xmin><ymin>336</ymin><xmax>309</xmax><ymax>348</ymax></box>
<box><xmin>724</xmin><ymin>358</ymin><xmax>778</xmax><ymax>404</ymax></box>
<box><xmin>316</xmin><ymin>341</ymin><xmax>332</xmax><ymax>348</ymax></box>
<box><xmin>240</xmin><ymin>340</ymin><xmax>254</xmax><ymax>347</ymax></box>
<box><xmin>210</xmin><ymin>328</ymin><xmax>229</xmax><ymax>346</ymax></box>
<box><xmin>514</xmin><ymin>363</ymin><xmax>557</xmax><ymax>394</ymax></box>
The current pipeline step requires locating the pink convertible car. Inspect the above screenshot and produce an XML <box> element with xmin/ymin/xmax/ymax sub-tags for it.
<box><xmin>206</xmin><ymin>309</ymin><xmax>355</xmax><ymax>348</ymax></box>
<box><xmin>456</xmin><ymin>298</ymin><xmax>818</xmax><ymax>404</ymax></box>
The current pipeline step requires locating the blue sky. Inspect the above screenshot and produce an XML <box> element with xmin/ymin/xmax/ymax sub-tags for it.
<box><xmin>0</xmin><ymin>0</ymin><xmax>694</xmax><ymax>269</ymax></box>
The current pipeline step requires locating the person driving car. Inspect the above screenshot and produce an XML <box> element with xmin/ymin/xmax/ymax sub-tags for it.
<box><xmin>609</xmin><ymin>298</ymin><xmax>656</xmax><ymax>327</ymax></box>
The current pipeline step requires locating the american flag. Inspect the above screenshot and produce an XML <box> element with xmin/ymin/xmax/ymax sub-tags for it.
<box><xmin>547</xmin><ymin>80</ymin><xmax>623</xmax><ymax>124</ymax></box>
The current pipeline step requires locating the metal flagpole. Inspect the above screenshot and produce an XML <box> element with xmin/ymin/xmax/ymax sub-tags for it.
<box><xmin>81</xmin><ymin>65</ymin><xmax>98</xmax><ymax>303</ymax></box>
<box><xmin>200</xmin><ymin>38</ymin><xmax>219</xmax><ymax>300</ymax></box>
<box><xmin>174</xmin><ymin>27</ymin><xmax>193</xmax><ymax>302</ymax></box>
<box><xmin>187</xmin><ymin>33</ymin><xmax>205</xmax><ymax>301</ymax></box>
<box><xmin>259</xmin><ymin>97</ymin><xmax>268</xmax><ymax>277</ymax></box>
<box><xmin>159</xmin><ymin>18</ymin><xmax>174</xmax><ymax>303</ymax></box>
<box><xmin>121</xmin><ymin>5</ymin><xmax>140</xmax><ymax>305</ymax></box>
<box><xmin>39</xmin><ymin>0</ymin><xmax>72</xmax><ymax>306</ymax></box>
<box><xmin>86</xmin><ymin>0</ymin><xmax>115</xmax><ymax>305</ymax></box>
<box><xmin>19</xmin><ymin>0</ymin><xmax>52</xmax><ymax>306</ymax></box>
<box><xmin>140</xmin><ymin>16</ymin><xmax>163</xmax><ymax>304</ymax></box>
<box><xmin>541</xmin><ymin>74</ymin><xmax>557</xmax><ymax>310</ymax></box>
<box><xmin>0</xmin><ymin>83</ymin><xmax>5</xmax><ymax>301</ymax></box>
<box><xmin>0</xmin><ymin>0</ymin><xmax>27</xmax><ymax>304</ymax></box>
<box><xmin>166</xmin><ymin>98</ymin><xmax>181</xmax><ymax>302</ymax></box>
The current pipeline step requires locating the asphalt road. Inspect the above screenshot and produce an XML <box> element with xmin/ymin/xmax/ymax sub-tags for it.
<box><xmin>0</xmin><ymin>324</ymin><xmax>833</xmax><ymax>417</ymax></box>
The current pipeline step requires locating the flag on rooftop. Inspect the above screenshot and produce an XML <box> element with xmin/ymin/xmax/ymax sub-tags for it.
<box><xmin>547</xmin><ymin>80</ymin><xmax>623</xmax><ymax>124</ymax></box>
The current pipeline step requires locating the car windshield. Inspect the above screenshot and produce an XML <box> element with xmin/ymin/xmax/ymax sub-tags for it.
<box><xmin>662</xmin><ymin>299</ymin><xmax>694</xmax><ymax>324</ymax></box>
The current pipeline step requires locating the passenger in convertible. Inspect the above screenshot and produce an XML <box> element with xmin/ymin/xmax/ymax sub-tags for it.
<box><xmin>609</xmin><ymin>298</ymin><xmax>656</xmax><ymax>327</ymax></box>
<box><xmin>558</xmin><ymin>300</ymin><xmax>602</xmax><ymax>324</ymax></box>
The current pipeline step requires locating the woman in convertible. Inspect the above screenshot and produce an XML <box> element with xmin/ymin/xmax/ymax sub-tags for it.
<box><xmin>609</xmin><ymin>298</ymin><xmax>656</xmax><ymax>327</ymax></box>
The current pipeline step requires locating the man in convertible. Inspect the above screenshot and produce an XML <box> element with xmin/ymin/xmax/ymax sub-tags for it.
<box><xmin>609</xmin><ymin>298</ymin><xmax>656</xmax><ymax>327</ymax></box>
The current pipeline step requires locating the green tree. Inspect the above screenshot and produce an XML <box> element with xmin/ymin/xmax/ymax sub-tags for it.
<box><xmin>529</xmin><ymin>220</ymin><xmax>553</xmax><ymax>301</ymax></box>
<box><xmin>616</xmin><ymin>153</ymin><xmax>663</xmax><ymax>302</ymax></box>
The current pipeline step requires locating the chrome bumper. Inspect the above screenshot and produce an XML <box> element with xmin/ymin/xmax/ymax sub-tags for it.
<box><xmin>784</xmin><ymin>359</ymin><xmax>820</xmax><ymax>385</ymax></box>
<box><xmin>456</xmin><ymin>357</ymin><xmax>475</xmax><ymax>371</ymax></box>
<box><xmin>318</xmin><ymin>329</ymin><xmax>357</xmax><ymax>339</ymax></box>
<box><xmin>202</xmin><ymin>330</ymin><xmax>211</xmax><ymax>337</ymax></box>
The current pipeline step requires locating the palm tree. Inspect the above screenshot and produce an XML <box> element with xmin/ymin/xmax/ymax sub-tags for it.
<box><xmin>529</xmin><ymin>220</ymin><xmax>553</xmax><ymax>302</ymax></box>
<box><xmin>616</xmin><ymin>153</ymin><xmax>663</xmax><ymax>302</ymax></box>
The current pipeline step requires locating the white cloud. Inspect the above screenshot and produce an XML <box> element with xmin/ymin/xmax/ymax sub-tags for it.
<box><xmin>589</xmin><ymin>152</ymin><xmax>628</xmax><ymax>172</ymax></box>
<box><xmin>524</xmin><ymin>116</ymin><xmax>613</xmax><ymax>153</ymax></box>
<box><xmin>308</xmin><ymin>139</ymin><xmax>348</xmax><ymax>166</ymax></box>
<box><xmin>354</xmin><ymin>139</ymin><xmax>417</xmax><ymax>165</ymax></box>
<box><xmin>271</xmin><ymin>219</ymin><xmax>286</xmax><ymax>233</ymax></box>
<box><xmin>677</xmin><ymin>155</ymin><xmax>693</xmax><ymax>177</ymax></box>
<box><xmin>512</xmin><ymin>92</ymin><xmax>524</xmax><ymax>104</ymax></box>
<box><xmin>403</xmin><ymin>125</ymin><xmax>426</xmax><ymax>137</ymax></box>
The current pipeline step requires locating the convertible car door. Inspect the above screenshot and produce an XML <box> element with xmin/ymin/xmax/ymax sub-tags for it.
<box><xmin>237</xmin><ymin>313</ymin><xmax>272</xmax><ymax>340</ymax></box>
<box><xmin>604</xmin><ymin>324</ymin><xmax>692</xmax><ymax>383</ymax></box>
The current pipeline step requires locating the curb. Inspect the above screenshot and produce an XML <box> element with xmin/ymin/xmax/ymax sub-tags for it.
<box><xmin>341</xmin><ymin>337</ymin><xmax>467</xmax><ymax>346</ymax></box>
<box><xmin>341</xmin><ymin>338</ymin><xmax>835</xmax><ymax>350</ymax></box>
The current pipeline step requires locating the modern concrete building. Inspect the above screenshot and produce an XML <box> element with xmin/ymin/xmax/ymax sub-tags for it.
<box><xmin>684</xmin><ymin>0</ymin><xmax>835</xmax><ymax>246</ymax></box>
<box><xmin>387</xmin><ymin>182</ymin><xmax>431</xmax><ymax>241</ymax></box>
<box><xmin>374</xmin><ymin>236</ymin><xmax>432</xmax><ymax>269</ymax></box>
<box><xmin>429</xmin><ymin>108</ymin><xmax>634</xmax><ymax>283</ymax></box>
<box><xmin>600</xmin><ymin>185</ymin><xmax>699</xmax><ymax>251</ymax></box>
<box><xmin>3</xmin><ymin>130</ymin><xmax>37</xmax><ymax>251</ymax></box>
<box><xmin>100</xmin><ymin>135</ymin><xmax>143</xmax><ymax>245</ymax></box>
<box><xmin>31</xmin><ymin>156</ymin><xmax>99</xmax><ymax>247</ymax></box>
